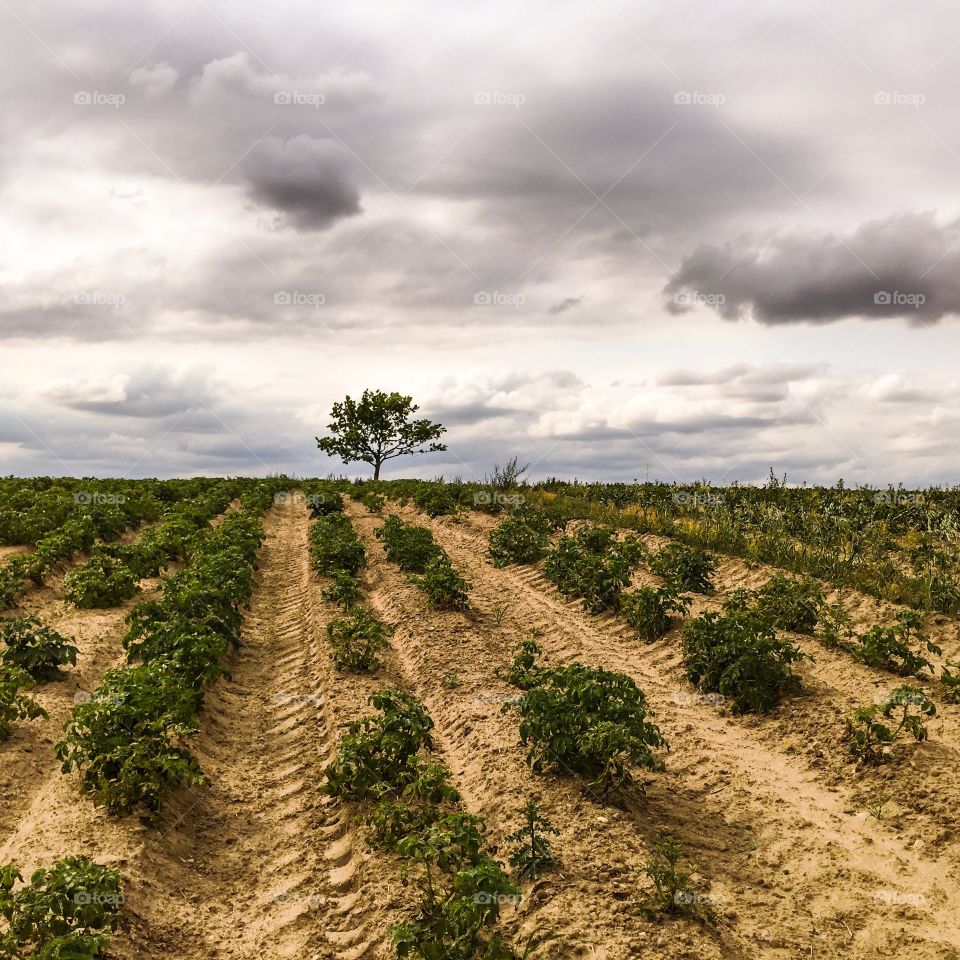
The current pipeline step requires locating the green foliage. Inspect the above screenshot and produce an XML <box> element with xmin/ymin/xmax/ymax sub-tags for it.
<box><xmin>641</xmin><ymin>835</ymin><xmax>714</xmax><ymax>922</ymax></box>
<box><xmin>63</xmin><ymin>556</ymin><xmax>139</xmax><ymax>609</ymax></box>
<box><xmin>317</xmin><ymin>389</ymin><xmax>447</xmax><ymax>480</ymax></box>
<box><xmin>754</xmin><ymin>575</ymin><xmax>824</xmax><ymax>634</ymax></box>
<box><xmin>846</xmin><ymin>686</ymin><xmax>937</xmax><ymax>764</ymax></box>
<box><xmin>327</xmin><ymin>606</ymin><xmax>390</xmax><ymax>671</ymax></box>
<box><xmin>817</xmin><ymin>600</ymin><xmax>856</xmax><ymax>648</ymax></box>
<box><xmin>410</xmin><ymin>556</ymin><xmax>471</xmax><ymax>611</ymax></box>
<box><xmin>55</xmin><ymin>660</ymin><xmax>204</xmax><ymax>815</ymax></box>
<box><xmin>309</xmin><ymin>513</ymin><xmax>366</xmax><ymax>576</ymax></box>
<box><xmin>505</xmin><ymin>800</ymin><xmax>560</xmax><ymax>880</ymax></box>
<box><xmin>358</xmin><ymin>490</ymin><xmax>386</xmax><ymax>513</ymax></box>
<box><xmin>365</xmin><ymin>763</ymin><xmax>461</xmax><ymax>851</ymax></box>
<box><xmin>0</xmin><ymin>617</ymin><xmax>77</xmax><ymax>682</ymax></box>
<box><xmin>850</xmin><ymin>611</ymin><xmax>940</xmax><ymax>677</ymax></box>
<box><xmin>390</xmin><ymin>814</ymin><xmax>522</xmax><ymax>960</ymax></box>
<box><xmin>413</xmin><ymin>486</ymin><xmax>458</xmax><ymax>518</ymax></box>
<box><xmin>543</xmin><ymin>527</ymin><xmax>646</xmax><ymax>614</ymax></box>
<box><xmin>488</xmin><ymin>517</ymin><xmax>549</xmax><ymax>568</ymax></box>
<box><xmin>682</xmin><ymin>607</ymin><xmax>804</xmax><ymax>714</ymax></box>
<box><xmin>321</xmin><ymin>570</ymin><xmax>363</xmax><ymax>607</ymax></box>
<box><xmin>0</xmin><ymin>857</ymin><xmax>124</xmax><ymax>960</ymax></box>
<box><xmin>507</xmin><ymin>651</ymin><xmax>666</xmax><ymax>798</ymax></box>
<box><xmin>649</xmin><ymin>544</ymin><xmax>716</xmax><ymax>594</ymax></box>
<box><xmin>324</xmin><ymin>690</ymin><xmax>436</xmax><ymax>802</ymax></box>
<box><xmin>619</xmin><ymin>584</ymin><xmax>691</xmax><ymax>642</ymax></box>
<box><xmin>376</xmin><ymin>517</ymin><xmax>443</xmax><ymax>573</ymax></box>
<box><xmin>0</xmin><ymin>666</ymin><xmax>47</xmax><ymax>741</ymax></box>
<box><xmin>499</xmin><ymin>640</ymin><xmax>545</xmax><ymax>691</ymax></box>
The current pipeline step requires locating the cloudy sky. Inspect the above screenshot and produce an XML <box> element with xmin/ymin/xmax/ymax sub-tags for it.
<box><xmin>2</xmin><ymin>0</ymin><xmax>959</xmax><ymax>484</ymax></box>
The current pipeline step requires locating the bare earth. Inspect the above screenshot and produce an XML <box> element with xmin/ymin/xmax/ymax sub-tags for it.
<box><xmin>2</xmin><ymin>498</ymin><xmax>958</xmax><ymax>959</ymax></box>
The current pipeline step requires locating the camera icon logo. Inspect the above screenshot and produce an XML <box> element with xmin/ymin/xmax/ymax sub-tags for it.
<box><xmin>274</xmin><ymin>90</ymin><xmax>292</xmax><ymax>104</ymax></box>
<box><xmin>73</xmin><ymin>91</ymin><xmax>92</xmax><ymax>105</ymax></box>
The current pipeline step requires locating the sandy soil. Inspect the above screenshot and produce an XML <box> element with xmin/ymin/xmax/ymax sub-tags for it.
<box><xmin>393</xmin><ymin>505</ymin><xmax>960</xmax><ymax>960</ymax></box>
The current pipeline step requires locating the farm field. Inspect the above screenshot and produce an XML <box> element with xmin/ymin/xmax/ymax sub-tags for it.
<box><xmin>1</xmin><ymin>477</ymin><xmax>959</xmax><ymax>959</ymax></box>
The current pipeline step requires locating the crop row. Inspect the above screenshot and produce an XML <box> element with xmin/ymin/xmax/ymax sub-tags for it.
<box><xmin>54</xmin><ymin>481</ymin><xmax>285</xmax><ymax>815</ymax></box>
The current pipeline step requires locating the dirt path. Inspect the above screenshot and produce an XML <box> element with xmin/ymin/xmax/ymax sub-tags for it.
<box><xmin>399</xmin><ymin>506</ymin><xmax>960</xmax><ymax>960</ymax></box>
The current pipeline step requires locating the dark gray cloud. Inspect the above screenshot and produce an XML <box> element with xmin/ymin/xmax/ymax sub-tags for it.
<box><xmin>242</xmin><ymin>135</ymin><xmax>362</xmax><ymax>230</ymax></box>
<box><xmin>665</xmin><ymin>213</ymin><xmax>960</xmax><ymax>325</ymax></box>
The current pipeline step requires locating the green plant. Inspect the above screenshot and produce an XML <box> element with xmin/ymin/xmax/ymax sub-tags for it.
<box><xmin>507</xmin><ymin>653</ymin><xmax>666</xmax><ymax>798</ymax></box>
<box><xmin>376</xmin><ymin>517</ymin><xmax>444</xmax><ymax>573</ymax></box>
<box><xmin>413</xmin><ymin>486</ymin><xmax>458</xmax><ymax>517</ymax></box>
<box><xmin>0</xmin><ymin>857</ymin><xmax>124</xmax><ymax>960</ymax></box>
<box><xmin>866</xmin><ymin>793</ymin><xmax>891</xmax><ymax>820</ymax></box>
<box><xmin>499</xmin><ymin>640</ymin><xmax>545</xmax><ymax>691</ymax></box>
<box><xmin>505</xmin><ymin>800</ymin><xmax>560</xmax><ymax>880</ymax></box>
<box><xmin>390</xmin><ymin>813</ymin><xmax>522</xmax><ymax>960</ymax></box>
<box><xmin>359</xmin><ymin>490</ymin><xmax>386</xmax><ymax>513</ymax></box>
<box><xmin>619</xmin><ymin>584</ymin><xmax>691</xmax><ymax>642</ymax></box>
<box><xmin>317</xmin><ymin>389</ymin><xmax>447</xmax><ymax>480</ymax></box>
<box><xmin>649</xmin><ymin>544</ymin><xmax>716</xmax><ymax>594</ymax></box>
<box><xmin>62</xmin><ymin>556</ymin><xmax>138</xmax><ymax>609</ymax></box>
<box><xmin>543</xmin><ymin>528</ymin><xmax>645</xmax><ymax>614</ymax></box>
<box><xmin>310</xmin><ymin>514</ymin><xmax>366</xmax><ymax>576</ymax></box>
<box><xmin>850</xmin><ymin>611</ymin><xmax>940</xmax><ymax>677</ymax></box>
<box><xmin>492</xmin><ymin>604</ymin><xmax>509</xmax><ymax>627</ymax></box>
<box><xmin>0</xmin><ymin>666</ymin><xmax>47</xmax><ymax>741</ymax></box>
<box><xmin>488</xmin><ymin>518</ymin><xmax>549</xmax><ymax>568</ymax></box>
<box><xmin>324</xmin><ymin>690</ymin><xmax>436</xmax><ymax>801</ymax></box>
<box><xmin>442</xmin><ymin>673</ymin><xmax>460</xmax><ymax>689</ymax></box>
<box><xmin>0</xmin><ymin>617</ymin><xmax>78</xmax><ymax>682</ymax></box>
<box><xmin>640</xmin><ymin>835</ymin><xmax>714</xmax><ymax>922</ymax></box>
<box><xmin>682</xmin><ymin>607</ymin><xmax>804</xmax><ymax>714</ymax></box>
<box><xmin>321</xmin><ymin>570</ymin><xmax>364</xmax><ymax>607</ymax></box>
<box><xmin>846</xmin><ymin>686</ymin><xmax>936</xmax><ymax>764</ymax></box>
<box><xmin>817</xmin><ymin>600</ymin><xmax>856</xmax><ymax>648</ymax></box>
<box><xmin>410</xmin><ymin>556</ymin><xmax>471</xmax><ymax>611</ymax></box>
<box><xmin>755</xmin><ymin>575</ymin><xmax>824</xmax><ymax>634</ymax></box>
<box><xmin>307</xmin><ymin>490</ymin><xmax>345</xmax><ymax>517</ymax></box>
<box><xmin>327</xmin><ymin>606</ymin><xmax>389</xmax><ymax>671</ymax></box>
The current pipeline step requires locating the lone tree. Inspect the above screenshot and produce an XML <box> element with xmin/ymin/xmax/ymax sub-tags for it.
<box><xmin>316</xmin><ymin>389</ymin><xmax>447</xmax><ymax>480</ymax></box>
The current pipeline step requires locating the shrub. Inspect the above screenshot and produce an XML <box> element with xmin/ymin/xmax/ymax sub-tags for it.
<box><xmin>755</xmin><ymin>575</ymin><xmax>824</xmax><ymax>634</ymax></box>
<box><xmin>682</xmin><ymin>607</ymin><xmax>804</xmax><ymax>714</ymax></box>
<box><xmin>620</xmin><ymin>584</ymin><xmax>691</xmax><ymax>642</ymax></box>
<box><xmin>390</xmin><ymin>814</ymin><xmax>522</xmax><ymax>960</ymax></box>
<box><xmin>505</xmin><ymin>800</ymin><xmax>560</xmax><ymax>880</ymax></box>
<box><xmin>0</xmin><ymin>666</ymin><xmax>47</xmax><ymax>741</ymax></box>
<box><xmin>0</xmin><ymin>856</ymin><xmax>124</xmax><ymax>960</ymax></box>
<box><xmin>0</xmin><ymin>616</ymin><xmax>78</xmax><ymax>681</ymax></box>
<box><xmin>846</xmin><ymin>686</ymin><xmax>936</xmax><ymax>764</ymax></box>
<box><xmin>850</xmin><ymin>611</ymin><xmax>940</xmax><ymax>677</ymax></box>
<box><xmin>309</xmin><ymin>514</ymin><xmax>366</xmax><ymax>576</ymax></box>
<box><xmin>817</xmin><ymin>600</ymin><xmax>856</xmax><ymax>648</ymax></box>
<box><xmin>327</xmin><ymin>606</ymin><xmax>389</xmax><ymax>671</ymax></box>
<box><xmin>308</xmin><ymin>491</ymin><xmax>345</xmax><ymax>517</ymax></box>
<box><xmin>543</xmin><ymin>527</ymin><xmax>645</xmax><ymax>614</ymax></box>
<box><xmin>413</xmin><ymin>486</ymin><xmax>458</xmax><ymax>517</ymax></box>
<box><xmin>365</xmin><ymin>763</ymin><xmax>461</xmax><ymax>851</ymax></box>
<box><xmin>321</xmin><ymin>571</ymin><xmax>363</xmax><ymax>607</ymax></box>
<box><xmin>63</xmin><ymin>555</ymin><xmax>139</xmax><ymax>609</ymax></box>
<box><xmin>499</xmin><ymin>640</ymin><xmax>546</xmax><ymax>691</ymax></box>
<box><xmin>376</xmin><ymin>517</ymin><xmax>444</xmax><ymax>573</ymax></box>
<box><xmin>55</xmin><ymin>659</ymin><xmax>204</xmax><ymax>815</ymax></box>
<box><xmin>508</xmin><ymin>652</ymin><xmax>666</xmax><ymax>798</ymax></box>
<box><xmin>649</xmin><ymin>544</ymin><xmax>716</xmax><ymax>594</ymax></box>
<box><xmin>488</xmin><ymin>517</ymin><xmax>550</xmax><ymax>568</ymax></box>
<box><xmin>410</xmin><ymin>556</ymin><xmax>470</xmax><ymax>611</ymax></box>
<box><xmin>324</xmin><ymin>690</ymin><xmax>435</xmax><ymax>801</ymax></box>
<box><xmin>358</xmin><ymin>490</ymin><xmax>386</xmax><ymax>513</ymax></box>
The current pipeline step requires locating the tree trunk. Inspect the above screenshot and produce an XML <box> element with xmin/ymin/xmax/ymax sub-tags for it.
<box><xmin>373</xmin><ymin>461</ymin><xmax>381</xmax><ymax>480</ymax></box>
